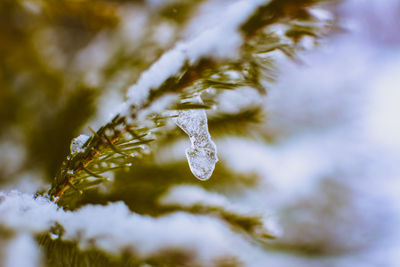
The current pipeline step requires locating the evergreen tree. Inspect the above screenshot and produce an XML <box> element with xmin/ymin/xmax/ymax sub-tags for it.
<box><xmin>0</xmin><ymin>0</ymin><xmax>337</xmax><ymax>266</ymax></box>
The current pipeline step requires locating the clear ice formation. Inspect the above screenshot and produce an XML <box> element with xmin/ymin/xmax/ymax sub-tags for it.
<box><xmin>70</xmin><ymin>134</ymin><xmax>90</xmax><ymax>155</ymax></box>
<box><xmin>175</xmin><ymin>96</ymin><xmax>218</xmax><ymax>181</ymax></box>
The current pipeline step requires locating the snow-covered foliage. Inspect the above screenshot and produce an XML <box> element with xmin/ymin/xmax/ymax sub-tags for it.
<box><xmin>0</xmin><ymin>191</ymin><xmax>258</xmax><ymax>265</ymax></box>
<box><xmin>1</xmin><ymin>0</ymin><xmax>400</xmax><ymax>266</ymax></box>
<box><xmin>124</xmin><ymin>0</ymin><xmax>266</xmax><ymax>109</ymax></box>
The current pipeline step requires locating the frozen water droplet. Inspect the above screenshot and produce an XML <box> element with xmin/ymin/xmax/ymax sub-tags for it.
<box><xmin>49</xmin><ymin>232</ymin><xmax>59</xmax><ymax>240</ymax></box>
<box><xmin>186</xmin><ymin>143</ymin><xmax>218</xmax><ymax>180</ymax></box>
<box><xmin>175</xmin><ymin>96</ymin><xmax>218</xmax><ymax>181</ymax></box>
<box><xmin>70</xmin><ymin>134</ymin><xmax>90</xmax><ymax>155</ymax></box>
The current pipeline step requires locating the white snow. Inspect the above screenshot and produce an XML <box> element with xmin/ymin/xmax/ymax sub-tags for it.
<box><xmin>4</xmin><ymin>0</ymin><xmax>400</xmax><ymax>266</ymax></box>
<box><xmin>4</xmin><ymin>232</ymin><xmax>41</xmax><ymax>267</ymax></box>
<box><xmin>61</xmin><ymin>204</ymin><xmax>244</xmax><ymax>263</ymax></box>
<box><xmin>108</xmin><ymin>0</ymin><xmax>268</xmax><ymax>179</ymax></box>
<box><xmin>160</xmin><ymin>185</ymin><xmax>231</xmax><ymax>208</ymax></box>
<box><xmin>182</xmin><ymin>0</ymin><xmax>264</xmax><ymax>61</ymax></box>
<box><xmin>214</xmin><ymin>0</ymin><xmax>400</xmax><ymax>263</ymax></box>
<box><xmin>126</xmin><ymin>46</ymin><xmax>186</xmax><ymax>108</ymax></box>
<box><xmin>175</xmin><ymin>96</ymin><xmax>218</xmax><ymax>180</ymax></box>
<box><xmin>159</xmin><ymin>185</ymin><xmax>282</xmax><ymax>238</ymax></box>
<box><xmin>364</xmin><ymin>57</ymin><xmax>400</xmax><ymax>151</ymax></box>
<box><xmin>0</xmin><ymin>191</ymin><xmax>258</xmax><ymax>266</ymax></box>
<box><xmin>136</xmin><ymin>93</ymin><xmax>178</xmax><ymax>121</ymax></box>
<box><xmin>125</xmin><ymin>0</ymin><xmax>267</xmax><ymax>110</ymax></box>
<box><xmin>0</xmin><ymin>191</ymin><xmax>59</xmax><ymax>232</ymax></box>
<box><xmin>145</xmin><ymin>0</ymin><xmax>178</xmax><ymax>9</ymax></box>
<box><xmin>308</xmin><ymin>7</ymin><xmax>334</xmax><ymax>22</ymax></box>
<box><xmin>216</xmin><ymin>87</ymin><xmax>262</xmax><ymax>114</ymax></box>
<box><xmin>70</xmin><ymin>134</ymin><xmax>90</xmax><ymax>155</ymax></box>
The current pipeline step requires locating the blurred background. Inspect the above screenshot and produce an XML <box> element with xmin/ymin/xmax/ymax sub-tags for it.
<box><xmin>0</xmin><ymin>0</ymin><xmax>400</xmax><ymax>266</ymax></box>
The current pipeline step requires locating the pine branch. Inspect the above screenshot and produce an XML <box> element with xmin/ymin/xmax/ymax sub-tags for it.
<box><xmin>0</xmin><ymin>0</ymin><xmax>341</xmax><ymax>265</ymax></box>
<box><xmin>47</xmin><ymin>0</ymin><xmax>334</xmax><ymax>206</ymax></box>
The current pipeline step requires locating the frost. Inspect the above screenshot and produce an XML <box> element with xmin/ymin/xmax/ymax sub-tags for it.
<box><xmin>70</xmin><ymin>134</ymin><xmax>90</xmax><ymax>155</ymax></box>
<box><xmin>175</xmin><ymin>96</ymin><xmax>218</xmax><ymax>181</ymax></box>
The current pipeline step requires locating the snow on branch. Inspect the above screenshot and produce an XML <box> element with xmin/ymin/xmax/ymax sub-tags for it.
<box><xmin>48</xmin><ymin>0</ymin><xmax>273</xmax><ymax>202</ymax></box>
<box><xmin>0</xmin><ymin>191</ymin><xmax>262</xmax><ymax>265</ymax></box>
<box><xmin>124</xmin><ymin>0</ymin><xmax>267</xmax><ymax>109</ymax></box>
<box><xmin>47</xmin><ymin>0</ymin><xmax>334</xmax><ymax>206</ymax></box>
<box><xmin>119</xmin><ymin>0</ymin><xmax>267</xmax><ymax>181</ymax></box>
<box><xmin>160</xmin><ymin>185</ymin><xmax>280</xmax><ymax>239</ymax></box>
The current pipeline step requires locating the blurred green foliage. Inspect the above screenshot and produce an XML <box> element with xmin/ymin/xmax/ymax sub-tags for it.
<box><xmin>0</xmin><ymin>0</ymin><xmax>202</xmax><ymax>185</ymax></box>
<box><xmin>0</xmin><ymin>0</ymin><xmax>118</xmax><ymax>183</ymax></box>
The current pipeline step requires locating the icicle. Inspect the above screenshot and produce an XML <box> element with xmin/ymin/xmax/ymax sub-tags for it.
<box><xmin>70</xmin><ymin>134</ymin><xmax>90</xmax><ymax>155</ymax></box>
<box><xmin>175</xmin><ymin>96</ymin><xmax>218</xmax><ymax>181</ymax></box>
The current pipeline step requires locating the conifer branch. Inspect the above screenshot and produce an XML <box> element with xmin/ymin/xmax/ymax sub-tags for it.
<box><xmin>48</xmin><ymin>0</ymin><xmax>334</xmax><ymax>206</ymax></box>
